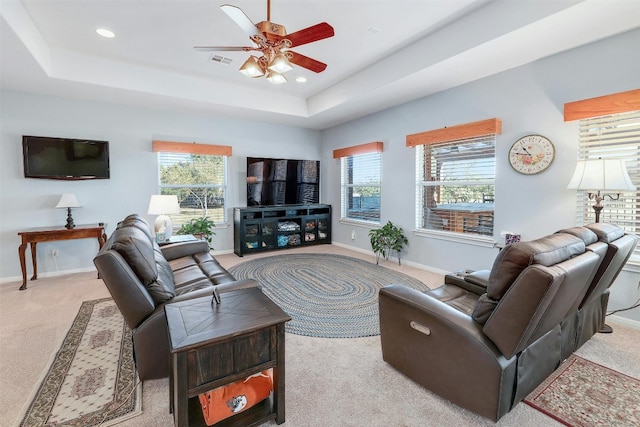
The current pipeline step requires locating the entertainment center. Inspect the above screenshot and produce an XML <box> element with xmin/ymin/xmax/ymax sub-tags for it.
<box><xmin>233</xmin><ymin>204</ymin><xmax>331</xmax><ymax>257</ymax></box>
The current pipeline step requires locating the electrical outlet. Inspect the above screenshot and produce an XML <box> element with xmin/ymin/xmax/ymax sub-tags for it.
<box><xmin>52</xmin><ymin>249</ymin><xmax>58</xmax><ymax>257</ymax></box>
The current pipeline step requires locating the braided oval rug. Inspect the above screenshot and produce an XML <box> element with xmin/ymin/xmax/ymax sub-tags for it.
<box><xmin>229</xmin><ymin>253</ymin><xmax>430</xmax><ymax>338</ymax></box>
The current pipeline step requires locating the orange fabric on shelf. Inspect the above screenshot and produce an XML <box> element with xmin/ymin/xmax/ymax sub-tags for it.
<box><xmin>198</xmin><ymin>369</ymin><xmax>273</xmax><ymax>426</ymax></box>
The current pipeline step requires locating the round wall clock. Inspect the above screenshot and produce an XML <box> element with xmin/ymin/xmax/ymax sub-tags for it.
<box><xmin>508</xmin><ymin>134</ymin><xmax>555</xmax><ymax>175</ymax></box>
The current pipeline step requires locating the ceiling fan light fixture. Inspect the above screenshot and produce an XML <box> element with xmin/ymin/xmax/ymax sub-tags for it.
<box><xmin>239</xmin><ymin>55</ymin><xmax>265</xmax><ymax>78</ymax></box>
<box><xmin>268</xmin><ymin>52</ymin><xmax>293</xmax><ymax>74</ymax></box>
<box><xmin>266</xmin><ymin>71</ymin><xmax>287</xmax><ymax>84</ymax></box>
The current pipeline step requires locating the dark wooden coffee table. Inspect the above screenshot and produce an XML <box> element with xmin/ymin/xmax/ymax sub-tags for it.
<box><xmin>165</xmin><ymin>287</ymin><xmax>291</xmax><ymax>427</ymax></box>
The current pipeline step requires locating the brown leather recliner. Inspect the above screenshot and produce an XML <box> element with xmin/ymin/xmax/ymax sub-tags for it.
<box><xmin>379</xmin><ymin>223</ymin><xmax>637</xmax><ymax>421</ymax></box>
<box><xmin>94</xmin><ymin>214</ymin><xmax>258</xmax><ymax>380</ymax></box>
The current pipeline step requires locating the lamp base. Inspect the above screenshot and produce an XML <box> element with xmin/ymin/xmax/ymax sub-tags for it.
<box><xmin>65</xmin><ymin>208</ymin><xmax>75</xmax><ymax>229</ymax></box>
<box><xmin>154</xmin><ymin>215</ymin><xmax>174</xmax><ymax>242</ymax></box>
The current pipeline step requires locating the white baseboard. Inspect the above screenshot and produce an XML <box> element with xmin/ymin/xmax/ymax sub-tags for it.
<box><xmin>331</xmin><ymin>242</ymin><xmax>450</xmax><ymax>276</ymax></box>
<box><xmin>607</xmin><ymin>315</ymin><xmax>640</xmax><ymax>331</ymax></box>
<box><xmin>0</xmin><ymin>267</ymin><xmax>97</xmax><ymax>285</ymax></box>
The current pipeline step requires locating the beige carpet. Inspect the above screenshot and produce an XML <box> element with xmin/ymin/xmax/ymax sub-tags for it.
<box><xmin>2</xmin><ymin>245</ymin><xmax>639</xmax><ymax>427</ymax></box>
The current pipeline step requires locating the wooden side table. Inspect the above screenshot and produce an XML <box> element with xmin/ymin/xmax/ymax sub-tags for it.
<box><xmin>17</xmin><ymin>223</ymin><xmax>107</xmax><ymax>290</ymax></box>
<box><xmin>165</xmin><ymin>287</ymin><xmax>291</xmax><ymax>427</ymax></box>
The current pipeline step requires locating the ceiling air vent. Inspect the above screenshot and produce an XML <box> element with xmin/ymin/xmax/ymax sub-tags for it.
<box><xmin>210</xmin><ymin>55</ymin><xmax>233</xmax><ymax>65</ymax></box>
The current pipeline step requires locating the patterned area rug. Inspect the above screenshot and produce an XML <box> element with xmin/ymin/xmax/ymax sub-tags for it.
<box><xmin>18</xmin><ymin>298</ymin><xmax>141</xmax><ymax>427</ymax></box>
<box><xmin>524</xmin><ymin>355</ymin><xmax>640</xmax><ymax>427</ymax></box>
<box><xmin>229</xmin><ymin>253</ymin><xmax>430</xmax><ymax>338</ymax></box>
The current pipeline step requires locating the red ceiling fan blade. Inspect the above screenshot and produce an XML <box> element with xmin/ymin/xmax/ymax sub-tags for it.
<box><xmin>193</xmin><ymin>46</ymin><xmax>255</xmax><ymax>52</ymax></box>
<box><xmin>284</xmin><ymin>22</ymin><xmax>334</xmax><ymax>48</ymax></box>
<box><xmin>289</xmin><ymin>51</ymin><xmax>327</xmax><ymax>73</ymax></box>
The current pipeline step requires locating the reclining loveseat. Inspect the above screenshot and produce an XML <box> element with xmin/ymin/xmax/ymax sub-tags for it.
<box><xmin>94</xmin><ymin>214</ymin><xmax>257</xmax><ymax>380</ymax></box>
<box><xmin>379</xmin><ymin>223</ymin><xmax>636</xmax><ymax>421</ymax></box>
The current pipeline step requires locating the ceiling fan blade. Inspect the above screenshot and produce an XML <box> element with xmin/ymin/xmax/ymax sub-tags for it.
<box><xmin>193</xmin><ymin>46</ymin><xmax>255</xmax><ymax>52</ymax></box>
<box><xmin>285</xmin><ymin>22</ymin><xmax>334</xmax><ymax>48</ymax></box>
<box><xmin>289</xmin><ymin>51</ymin><xmax>327</xmax><ymax>73</ymax></box>
<box><xmin>220</xmin><ymin>4</ymin><xmax>262</xmax><ymax>46</ymax></box>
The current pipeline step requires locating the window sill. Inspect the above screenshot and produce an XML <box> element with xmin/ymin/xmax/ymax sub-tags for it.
<box><xmin>339</xmin><ymin>218</ymin><xmax>380</xmax><ymax>228</ymax></box>
<box><xmin>414</xmin><ymin>228</ymin><xmax>496</xmax><ymax>248</ymax></box>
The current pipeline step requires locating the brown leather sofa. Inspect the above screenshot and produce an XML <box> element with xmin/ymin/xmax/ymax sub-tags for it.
<box><xmin>94</xmin><ymin>214</ymin><xmax>257</xmax><ymax>380</ymax></box>
<box><xmin>379</xmin><ymin>223</ymin><xmax>637</xmax><ymax>421</ymax></box>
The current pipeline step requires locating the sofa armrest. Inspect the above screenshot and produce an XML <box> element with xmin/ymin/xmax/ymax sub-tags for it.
<box><xmin>160</xmin><ymin>240</ymin><xmax>210</xmax><ymax>261</ymax></box>
<box><xmin>444</xmin><ymin>269</ymin><xmax>490</xmax><ymax>295</ymax></box>
<box><xmin>379</xmin><ymin>284</ymin><xmax>516</xmax><ymax>421</ymax></box>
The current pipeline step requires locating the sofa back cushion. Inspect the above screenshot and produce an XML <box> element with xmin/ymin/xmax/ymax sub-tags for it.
<box><xmin>111</xmin><ymin>222</ymin><xmax>176</xmax><ymax>304</ymax></box>
<box><xmin>484</xmin><ymin>233</ymin><xmax>585</xmax><ymax>301</ymax></box>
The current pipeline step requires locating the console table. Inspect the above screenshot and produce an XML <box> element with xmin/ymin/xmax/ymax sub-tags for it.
<box><xmin>165</xmin><ymin>287</ymin><xmax>291</xmax><ymax>427</ymax></box>
<box><xmin>18</xmin><ymin>224</ymin><xmax>107</xmax><ymax>290</ymax></box>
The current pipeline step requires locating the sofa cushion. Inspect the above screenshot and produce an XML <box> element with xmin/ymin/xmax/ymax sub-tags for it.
<box><xmin>485</xmin><ymin>233</ymin><xmax>584</xmax><ymax>301</ymax></box>
<box><xmin>111</xmin><ymin>224</ymin><xmax>175</xmax><ymax>304</ymax></box>
<box><xmin>472</xmin><ymin>233</ymin><xmax>586</xmax><ymax>325</ymax></box>
<box><xmin>585</xmin><ymin>223</ymin><xmax>625</xmax><ymax>243</ymax></box>
<box><xmin>555</xmin><ymin>226</ymin><xmax>598</xmax><ymax>245</ymax></box>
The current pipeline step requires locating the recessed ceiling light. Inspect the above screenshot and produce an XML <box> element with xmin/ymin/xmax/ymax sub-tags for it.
<box><xmin>296</xmin><ymin>76</ymin><xmax>307</xmax><ymax>83</ymax></box>
<box><xmin>96</xmin><ymin>28</ymin><xmax>115</xmax><ymax>38</ymax></box>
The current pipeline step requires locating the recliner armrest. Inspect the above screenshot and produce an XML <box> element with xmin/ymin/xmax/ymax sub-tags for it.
<box><xmin>444</xmin><ymin>269</ymin><xmax>490</xmax><ymax>295</ymax></box>
<box><xmin>160</xmin><ymin>240</ymin><xmax>210</xmax><ymax>261</ymax></box>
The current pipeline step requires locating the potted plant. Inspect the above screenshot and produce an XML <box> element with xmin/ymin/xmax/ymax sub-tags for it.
<box><xmin>177</xmin><ymin>216</ymin><xmax>216</xmax><ymax>248</ymax></box>
<box><xmin>368</xmin><ymin>221</ymin><xmax>408</xmax><ymax>265</ymax></box>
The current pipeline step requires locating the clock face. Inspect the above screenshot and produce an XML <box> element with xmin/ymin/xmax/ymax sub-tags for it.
<box><xmin>508</xmin><ymin>134</ymin><xmax>555</xmax><ymax>175</ymax></box>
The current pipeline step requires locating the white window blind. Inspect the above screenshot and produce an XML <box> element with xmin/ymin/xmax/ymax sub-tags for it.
<box><xmin>574</xmin><ymin>110</ymin><xmax>640</xmax><ymax>249</ymax></box>
<box><xmin>341</xmin><ymin>152</ymin><xmax>381</xmax><ymax>223</ymax></box>
<box><xmin>158</xmin><ymin>152</ymin><xmax>227</xmax><ymax>225</ymax></box>
<box><xmin>415</xmin><ymin>135</ymin><xmax>495</xmax><ymax>236</ymax></box>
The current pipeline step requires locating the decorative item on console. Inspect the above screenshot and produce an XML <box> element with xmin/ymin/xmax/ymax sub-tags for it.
<box><xmin>500</xmin><ymin>230</ymin><xmax>521</xmax><ymax>245</ymax></box>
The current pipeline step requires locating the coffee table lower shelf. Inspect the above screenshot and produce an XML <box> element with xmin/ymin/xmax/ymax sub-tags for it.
<box><xmin>187</xmin><ymin>395</ymin><xmax>275</xmax><ymax>427</ymax></box>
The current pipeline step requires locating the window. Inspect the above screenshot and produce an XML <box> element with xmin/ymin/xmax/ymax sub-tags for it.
<box><xmin>153</xmin><ymin>141</ymin><xmax>230</xmax><ymax>227</ymax></box>
<box><xmin>565</xmin><ymin>89</ymin><xmax>640</xmax><ymax>259</ymax></box>
<box><xmin>408</xmin><ymin>119</ymin><xmax>500</xmax><ymax>239</ymax></box>
<box><xmin>334</xmin><ymin>142</ymin><xmax>383</xmax><ymax>224</ymax></box>
<box><xmin>415</xmin><ymin>136</ymin><xmax>496</xmax><ymax>236</ymax></box>
<box><xmin>573</xmin><ymin>110</ymin><xmax>640</xmax><ymax>243</ymax></box>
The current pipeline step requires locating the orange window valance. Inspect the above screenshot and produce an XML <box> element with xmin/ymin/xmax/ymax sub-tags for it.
<box><xmin>152</xmin><ymin>140</ymin><xmax>232</xmax><ymax>156</ymax></box>
<box><xmin>405</xmin><ymin>118</ymin><xmax>502</xmax><ymax>147</ymax></box>
<box><xmin>564</xmin><ymin>89</ymin><xmax>640</xmax><ymax>122</ymax></box>
<box><xmin>332</xmin><ymin>141</ymin><xmax>383</xmax><ymax>159</ymax></box>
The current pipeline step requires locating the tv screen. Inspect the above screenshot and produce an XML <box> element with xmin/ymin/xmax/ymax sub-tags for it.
<box><xmin>23</xmin><ymin>135</ymin><xmax>110</xmax><ymax>180</ymax></box>
<box><xmin>247</xmin><ymin>157</ymin><xmax>319</xmax><ymax>206</ymax></box>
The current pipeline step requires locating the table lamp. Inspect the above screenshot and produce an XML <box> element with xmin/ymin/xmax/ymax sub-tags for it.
<box><xmin>567</xmin><ymin>158</ymin><xmax>636</xmax><ymax>222</ymax></box>
<box><xmin>147</xmin><ymin>195</ymin><xmax>181</xmax><ymax>241</ymax></box>
<box><xmin>56</xmin><ymin>194</ymin><xmax>82</xmax><ymax>229</ymax></box>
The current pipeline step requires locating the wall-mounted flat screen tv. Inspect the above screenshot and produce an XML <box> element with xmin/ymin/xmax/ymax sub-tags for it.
<box><xmin>247</xmin><ymin>157</ymin><xmax>319</xmax><ymax>206</ymax></box>
<box><xmin>23</xmin><ymin>135</ymin><xmax>110</xmax><ymax>180</ymax></box>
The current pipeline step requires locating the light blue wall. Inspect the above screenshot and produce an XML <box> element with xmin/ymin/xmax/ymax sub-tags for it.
<box><xmin>0</xmin><ymin>93</ymin><xmax>321</xmax><ymax>279</ymax></box>
<box><xmin>320</xmin><ymin>28</ymin><xmax>640</xmax><ymax>321</ymax></box>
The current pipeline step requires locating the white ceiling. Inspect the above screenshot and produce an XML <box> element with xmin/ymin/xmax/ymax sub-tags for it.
<box><xmin>2</xmin><ymin>0</ymin><xmax>639</xmax><ymax>130</ymax></box>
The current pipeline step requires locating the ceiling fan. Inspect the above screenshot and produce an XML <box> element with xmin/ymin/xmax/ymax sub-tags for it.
<box><xmin>194</xmin><ymin>0</ymin><xmax>334</xmax><ymax>84</ymax></box>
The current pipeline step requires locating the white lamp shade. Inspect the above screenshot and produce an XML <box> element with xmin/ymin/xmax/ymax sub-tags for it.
<box><xmin>147</xmin><ymin>195</ymin><xmax>180</xmax><ymax>215</ymax></box>
<box><xmin>567</xmin><ymin>159</ymin><xmax>636</xmax><ymax>191</ymax></box>
<box><xmin>55</xmin><ymin>193</ymin><xmax>82</xmax><ymax>208</ymax></box>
